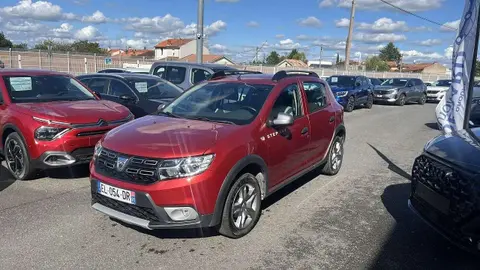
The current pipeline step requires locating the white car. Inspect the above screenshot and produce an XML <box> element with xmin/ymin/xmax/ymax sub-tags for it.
<box><xmin>427</xmin><ymin>79</ymin><xmax>452</xmax><ymax>102</ymax></box>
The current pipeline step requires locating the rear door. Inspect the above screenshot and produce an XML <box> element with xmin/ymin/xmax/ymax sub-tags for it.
<box><xmin>191</xmin><ymin>68</ymin><xmax>212</xmax><ymax>86</ymax></box>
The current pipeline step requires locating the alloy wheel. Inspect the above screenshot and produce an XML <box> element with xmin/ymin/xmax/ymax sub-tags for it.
<box><xmin>5</xmin><ymin>139</ymin><xmax>25</xmax><ymax>177</ymax></box>
<box><xmin>399</xmin><ymin>95</ymin><xmax>406</xmax><ymax>106</ymax></box>
<box><xmin>346</xmin><ymin>97</ymin><xmax>355</xmax><ymax>112</ymax></box>
<box><xmin>331</xmin><ymin>141</ymin><xmax>343</xmax><ymax>171</ymax></box>
<box><xmin>231</xmin><ymin>183</ymin><xmax>259</xmax><ymax>230</ymax></box>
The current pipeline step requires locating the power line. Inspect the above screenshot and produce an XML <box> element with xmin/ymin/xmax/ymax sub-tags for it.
<box><xmin>378</xmin><ymin>0</ymin><xmax>458</xmax><ymax>31</ymax></box>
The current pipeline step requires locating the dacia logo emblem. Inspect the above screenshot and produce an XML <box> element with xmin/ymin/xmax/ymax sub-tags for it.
<box><xmin>98</xmin><ymin>119</ymin><xmax>108</xmax><ymax>127</ymax></box>
<box><xmin>116</xmin><ymin>156</ymin><xmax>129</xmax><ymax>171</ymax></box>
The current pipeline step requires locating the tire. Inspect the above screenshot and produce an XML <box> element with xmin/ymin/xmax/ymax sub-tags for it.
<box><xmin>4</xmin><ymin>132</ymin><xmax>35</xmax><ymax>180</ymax></box>
<box><xmin>365</xmin><ymin>94</ymin><xmax>374</xmax><ymax>109</ymax></box>
<box><xmin>218</xmin><ymin>173</ymin><xmax>262</xmax><ymax>239</ymax></box>
<box><xmin>396</xmin><ymin>94</ymin><xmax>406</xmax><ymax>106</ymax></box>
<box><xmin>345</xmin><ymin>96</ymin><xmax>355</xmax><ymax>112</ymax></box>
<box><xmin>418</xmin><ymin>94</ymin><xmax>427</xmax><ymax>105</ymax></box>
<box><xmin>321</xmin><ymin>135</ymin><xmax>344</xmax><ymax>176</ymax></box>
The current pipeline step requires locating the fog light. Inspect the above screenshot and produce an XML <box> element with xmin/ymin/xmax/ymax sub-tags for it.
<box><xmin>164</xmin><ymin>207</ymin><xmax>198</xmax><ymax>221</ymax></box>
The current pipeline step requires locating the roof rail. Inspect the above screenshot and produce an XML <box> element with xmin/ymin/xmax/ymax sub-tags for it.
<box><xmin>272</xmin><ymin>70</ymin><xmax>319</xmax><ymax>82</ymax></box>
<box><xmin>209</xmin><ymin>70</ymin><xmax>262</xmax><ymax>80</ymax></box>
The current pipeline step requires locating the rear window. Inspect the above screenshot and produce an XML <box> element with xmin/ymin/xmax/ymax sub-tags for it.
<box><xmin>327</xmin><ymin>76</ymin><xmax>355</xmax><ymax>87</ymax></box>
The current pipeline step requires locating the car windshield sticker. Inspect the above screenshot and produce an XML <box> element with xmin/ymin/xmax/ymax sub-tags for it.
<box><xmin>331</xmin><ymin>77</ymin><xmax>338</xmax><ymax>83</ymax></box>
<box><xmin>9</xmin><ymin>77</ymin><xmax>32</xmax><ymax>91</ymax></box>
<box><xmin>134</xmin><ymin>82</ymin><xmax>148</xmax><ymax>93</ymax></box>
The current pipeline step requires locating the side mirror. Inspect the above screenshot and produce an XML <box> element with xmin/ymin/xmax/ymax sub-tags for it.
<box><xmin>355</xmin><ymin>82</ymin><xmax>361</xmax><ymax>87</ymax></box>
<box><xmin>93</xmin><ymin>91</ymin><xmax>102</xmax><ymax>98</ymax></box>
<box><xmin>157</xmin><ymin>103</ymin><xmax>166</xmax><ymax>111</ymax></box>
<box><xmin>407</xmin><ymin>83</ymin><xmax>413</xmax><ymax>87</ymax></box>
<box><xmin>119</xmin><ymin>94</ymin><xmax>136</xmax><ymax>103</ymax></box>
<box><xmin>270</xmin><ymin>112</ymin><xmax>294</xmax><ymax>127</ymax></box>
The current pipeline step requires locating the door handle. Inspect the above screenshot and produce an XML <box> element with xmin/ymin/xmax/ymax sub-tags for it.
<box><xmin>329</xmin><ymin>116</ymin><xmax>335</xmax><ymax>123</ymax></box>
<box><xmin>301</xmin><ymin>127</ymin><xmax>309</xmax><ymax>135</ymax></box>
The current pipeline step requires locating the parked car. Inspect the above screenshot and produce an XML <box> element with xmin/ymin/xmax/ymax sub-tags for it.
<box><xmin>410</xmin><ymin>128</ymin><xmax>480</xmax><ymax>254</ymax></box>
<box><xmin>149</xmin><ymin>61</ymin><xmax>239</xmax><ymax>90</ymax></box>
<box><xmin>426</xmin><ymin>79</ymin><xmax>452</xmax><ymax>102</ymax></box>
<box><xmin>0</xmin><ymin>69</ymin><xmax>133</xmax><ymax>180</ymax></box>
<box><xmin>76</xmin><ymin>73</ymin><xmax>183</xmax><ymax>118</ymax></box>
<box><xmin>424</xmin><ymin>82</ymin><xmax>433</xmax><ymax>87</ymax></box>
<box><xmin>98</xmin><ymin>68</ymin><xmax>150</xmax><ymax>74</ymax></box>
<box><xmin>326</xmin><ymin>75</ymin><xmax>374</xmax><ymax>112</ymax></box>
<box><xmin>368</xmin><ymin>77</ymin><xmax>383</xmax><ymax>89</ymax></box>
<box><xmin>90</xmin><ymin>70</ymin><xmax>346</xmax><ymax>238</ymax></box>
<box><xmin>373</xmin><ymin>78</ymin><xmax>427</xmax><ymax>106</ymax></box>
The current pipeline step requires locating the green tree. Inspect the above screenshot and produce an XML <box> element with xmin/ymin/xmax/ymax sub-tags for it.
<box><xmin>0</xmin><ymin>32</ymin><xmax>13</xmax><ymax>48</ymax></box>
<box><xmin>379</xmin><ymin>42</ymin><xmax>402</xmax><ymax>64</ymax></box>
<box><xmin>287</xmin><ymin>49</ymin><xmax>307</xmax><ymax>62</ymax></box>
<box><xmin>71</xmin><ymin>40</ymin><xmax>106</xmax><ymax>54</ymax></box>
<box><xmin>12</xmin><ymin>43</ymin><xmax>28</xmax><ymax>49</ymax></box>
<box><xmin>365</xmin><ymin>56</ymin><xmax>390</xmax><ymax>71</ymax></box>
<box><xmin>34</xmin><ymin>40</ymin><xmax>72</xmax><ymax>51</ymax></box>
<box><xmin>266</xmin><ymin>51</ymin><xmax>281</xmax><ymax>65</ymax></box>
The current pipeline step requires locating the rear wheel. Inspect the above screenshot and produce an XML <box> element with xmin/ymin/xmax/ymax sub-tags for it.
<box><xmin>4</xmin><ymin>132</ymin><xmax>35</xmax><ymax>180</ymax></box>
<box><xmin>418</xmin><ymin>94</ymin><xmax>427</xmax><ymax>105</ymax></box>
<box><xmin>365</xmin><ymin>94</ymin><xmax>374</xmax><ymax>109</ymax></box>
<box><xmin>321</xmin><ymin>135</ymin><xmax>344</xmax><ymax>176</ymax></box>
<box><xmin>345</xmin><ymin>96</ymin><xmax>355</xmax><ymax>112</ymax></box>
<box><xmin>396</xmin><ymin>94</ymin><xmax>406</xmax><ymax>106</ymax></box>
<box><xmin>218</xmin><ymin>173</ymin><xmax>262</xmax><ymax>238</ymax></box>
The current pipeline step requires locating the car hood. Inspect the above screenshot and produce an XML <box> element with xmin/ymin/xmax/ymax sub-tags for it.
<box><xmin>374</xmin><ymin>85</ymin><xmax>400</xmax><ymax>91</ymax></box>
<box><xmin>13</xmin><ymin>100</ymin><xmax>131</xmax><ymax>124</ymax></box>
<box><xmin>424</xmin><ymin>128</ymin><xmax>480</xmax><ymax>173</ymax></box>
<box><xmin>427</xmin><ymin>86</ymin><xmax>449</xmax><ymax>91</ymax></box>
<box><xmin>330</xmin><ymin>85</ymin><xmax>354</xmax><ymax>92</ymax></box>
<box><xmin>101</xmin><ymin>115</ymin><xmax>241</xmax><ymax>159</ymax></box>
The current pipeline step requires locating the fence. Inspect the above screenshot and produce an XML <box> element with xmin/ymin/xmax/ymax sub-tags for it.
<box><xmin>0</xmin><ymin>48</ymin><xmax>451</xmax><ymax>81</ymax></box>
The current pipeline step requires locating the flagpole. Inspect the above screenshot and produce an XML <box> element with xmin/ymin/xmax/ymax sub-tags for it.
<box><xmin>463</xmin><ymin>6</ymin><xmax>480</xmax><ymax>130</ymax></box>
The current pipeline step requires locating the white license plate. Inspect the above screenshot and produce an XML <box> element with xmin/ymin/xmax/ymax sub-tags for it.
<box><xmin>97</xmin><ymin>181</ymin><xmax>136</xmax><ymax>204</ymax></box>
<box><xmin>376</xmin><ymin>95</ymin><xmax>382</xmax><ymax>98</ymax></box>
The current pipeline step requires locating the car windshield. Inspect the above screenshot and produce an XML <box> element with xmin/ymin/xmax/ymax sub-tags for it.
<box><xmin>3</xmin><ymin>75</ymin><xmax>96</xmax><ymax>103</ymax></box>
<box><xmin>161</xmin><ymin>81</ymin><xmax>274</xmax><ymax>125</ymax></box>
<box><xmin>433</xmin><ymin>80</ymin><xmax>452</xmax><ymax>87</ymax></box>
<box><xmin>327</xmin><ymin>76</ymin><xmax>355</xmax><ymax>87</ymax></box>
<box><xmin>381</xmin><ymin>78</ymin><xmax>408</xmax><ymax>87</ymax></box>
<box><xmin>126</xmin><ymin>77</ymin><xmax>183</xmax><ymax>100</ymax></box>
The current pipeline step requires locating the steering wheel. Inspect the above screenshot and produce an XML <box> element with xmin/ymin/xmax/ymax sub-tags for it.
<box><xmin>239</xmin><ymin>106</ymin><xmax>257</xmax><ymax>114</ymax></box>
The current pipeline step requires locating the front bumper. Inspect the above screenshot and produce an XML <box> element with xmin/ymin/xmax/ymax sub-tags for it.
<box><xmin>90</xmin><ymin>179</ymin><xmax>213</xmax><ymax>230</ymax></box>
<box><xmin>427</xmin><ymin>92</ymin><xmax>445</xmax><ymax>102</ymax></box>
<box><xmin>32</xmin><ymin>147</ymin><xmax>94</xmax><ymax>169</ymax></box>
<box><xmin>373</xmin><ymin>92</ymin><xmax>397</xmax><ymax>103</ymax></box>
<box><xmin>335</xmin><ymin>95</ymin><xmax>349</xmax><ymax>107</ymax></box>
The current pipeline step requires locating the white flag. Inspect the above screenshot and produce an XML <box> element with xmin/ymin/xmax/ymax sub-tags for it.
<box><xmin>436</xmin><ymin>0</ymin><xmax>480</xmax><ymax>134</ymax></box>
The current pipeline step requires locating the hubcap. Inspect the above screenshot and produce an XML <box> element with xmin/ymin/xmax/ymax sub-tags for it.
<box><xmin>231</xmin><ymin>183</ymin><xmax>259</xmax><ymax>230</ymax></box>
<box><xmin>5</xmin><ymin>139</ymin><xmax>25</xmax><ymax>177</ymax></box>
<box><xmin>348</xmin><ymin>98</ymin><xmax>354</xmax><ymax>110</ymax></box>
<box><xmin>331</xmin><ymin>141</ymin><xmax>343</xmax><ymax>171</ymax></box>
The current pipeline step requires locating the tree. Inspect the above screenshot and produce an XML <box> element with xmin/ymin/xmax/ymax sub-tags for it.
<box><xmin>476</xmin><ymin>59</ymin><xmax>480</xmax><ymax>76</ymax></box>
<box><xmin>71</xmin><ymin>40</ymin><xmax>106</xmax><ymax>54</ymax></box>
<box><xmin>365</xmin><ymin>56</ymin><xmax>390</xmax><ymax>71</ymax></box>
<box><xmin>12</xmin><ymin>43</ymin><xmax>28</xmax><ymax>49</ymax></box>
<box><xmin>0</xmin><ymin>32</ymin><xmax>13</xmax><ymax>48</ymax></box>
<box><xmin>266</xmin><ymin>51</ymin><xmax>281</xmax><ymax>65</ymax></box>
<box><xmin>34</xmin><ymin>40</ymin><xmax>107</xmax><ymax>54</ymax></box>
<box><xmin>379</xmin><ymin>42</ymin><xmax>402</xmax><ymax>64</ymax></box>
<box><xmin>34</xmin><ymin>40</ymin><xmax>72</xmax><ymax>52</ymax></box>
<box><xmin>287</xmin><ymin>49</ymin><xmax>307</xmax><ymax>62</ymax></box>
<box><xmin>336</xmin><ymin>54</ymin><xmax>340</xmax><ymax>65</ymax></box>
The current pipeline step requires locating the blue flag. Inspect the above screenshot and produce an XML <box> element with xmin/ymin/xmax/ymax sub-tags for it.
<box><xmin>436</xmin><ymin>0</ymin><xmax>480</xmax><ymax>133</ymax></box>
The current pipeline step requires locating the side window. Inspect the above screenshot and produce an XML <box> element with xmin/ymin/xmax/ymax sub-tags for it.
<box><xmin>165</xmin><ymin>66</ymin><xmax>187</xmax><ymax>85</ymax></box>
<box><xmin>109</xmin><ymin>80</ymin><xmax>135</xmax><ymax>97</ymax></box>
<box><xmin>416</xmin><ymin>79</ymin><xmax>424</xmax><ymax>86</ymax></box>
<box><xmin>270</xmin><ymin>83</ymin><xmax>302</xmax><ymax>119</ymax></box>
<box><xmin>87</xmin><ymin>78</ymin><xmax>109</xmax><ymax>94</ymax></box>
<box><xmin>78</xmin><ymin>78</ymin><xmax>91</xmax><ymax>86</ymax></box>
<box><xmin>191</xmin><ymin>69</ymin><xmax>212</xmax><ymax>84</ymax></box>
<box><xmin>302</xmin><ymin>81</ymin><xmax>327</xmax><ymax>113</ymax></box>
<box><xmin>153</xmin><ymin>66</ymin><xmax>166</xmax><ymax>79</ymax></box>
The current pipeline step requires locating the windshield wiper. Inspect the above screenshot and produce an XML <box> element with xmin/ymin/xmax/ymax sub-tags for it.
<box><xmin>185</xmin><ymin>116</ymin><xmax>236</xmax><ymax>125</ymax></box>
<box><xmin>156</xmin><ymin>111</ymin><xmax>180</xmax><ymax>118</ymax></box>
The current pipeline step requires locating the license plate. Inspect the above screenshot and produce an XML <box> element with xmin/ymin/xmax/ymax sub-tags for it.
<box><xmin>414</xmin><ymin>182</ymin><xmax>449</xmax><ymax>214</ymax></box>
<box><xmin>97</xmin><ymin>181</ymin><xmax>136</xmax><ymax>204</ymax></box>
<box><xmin>376</xmin><ymin>95</ymin><xmax>382</xmax><ymax>98</ymax></box>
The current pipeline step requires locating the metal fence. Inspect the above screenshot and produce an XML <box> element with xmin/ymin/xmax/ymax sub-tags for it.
<box><xmin>0</xmin><ymin>48</ymin><xmax>451</xmax><ymax>81</ymax></box>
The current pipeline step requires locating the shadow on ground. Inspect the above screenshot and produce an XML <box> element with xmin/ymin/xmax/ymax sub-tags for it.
<box><xmin>368</xmin><ymin>143</ymin><xmax>411</xmax><ymax>180</ymax></box>
<box><xmin>368</xmin><ymin>183</ymin><xmax>480</xmax><ymax>269</ymax></box>
<box><xmin>40</xmin><ymin>164</ymin><xmax>90</xmax><ymax>179</ymax></box>
<box><xmin>0</xmin><ymin>164</ymin><xmax>15</xmax><ymax>192</ymax></box>
<box><xmin>425</xmin><ymin>123</ymin><xmax>440</xmax><ymax>130</ymax></box>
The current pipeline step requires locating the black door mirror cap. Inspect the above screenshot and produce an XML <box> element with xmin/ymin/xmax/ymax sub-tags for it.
<box><xmin>355</xmin><ymin>82</ymin><xmax>361</xmax><ymax>87</ymax></box>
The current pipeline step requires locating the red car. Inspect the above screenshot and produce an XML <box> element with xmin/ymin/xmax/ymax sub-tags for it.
<box><xmin>90</xmin><ymin>70</ymin><xmax>346</xmax><ymax>238</ymax></box>
<box><xmin>0</xmin><ymin>69</ymin><xmax>133</xmax><ymax>180</ymax></box>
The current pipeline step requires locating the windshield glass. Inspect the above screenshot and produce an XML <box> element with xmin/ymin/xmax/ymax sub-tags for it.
<box><xmin>162</xmin><ymin>82</ymin><xmax>274</xmax><ymax>125</ymax></box>
<box><xmin>381</xmin><ymin>78</ymin><xmax>408</xmax><ymax>87</ymax></box>
<box><xmin>3</xmin><ymin>75</ymin><xmax>96</xmax><ymax>103</ymax></box>
<box><xmin>433</xmin><ymin>80</ymin><xmax>452</xmax><ymax>87</ymax></box>
<box><xmin>126</xmin><ymin>77</ymin><xmax>183</xmax><ymax>99</ymax></box>
<box><xmin>327</xmin><ymin>76</ymin><xmax>355</xmax><ymax>87</ymax></box>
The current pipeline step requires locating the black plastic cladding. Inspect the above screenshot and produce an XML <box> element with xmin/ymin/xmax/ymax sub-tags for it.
<box><xmin>271</xmin><ymin>70</ymin><xmax>319</xmax><ymax>82</ymax></box>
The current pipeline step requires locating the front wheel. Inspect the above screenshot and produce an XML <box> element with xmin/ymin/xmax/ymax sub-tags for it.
<box><xmin>218</xmin><ymin>173</ymin><xmax>262</xmax><ymax>238</ymax></box>
<box><xmin>4</xmin><ymin>132</ymin><xmax>35</xmax><ymax>180</ymax></box>
<box><xmin>321</xmin><ymin>135</ymin><xmax>344</xmax><ymax>176</ymax></box>
<box><xmin>396</xmin><ymin>94</ymin><xmax>406</xmax><ymax>106</ymax></box>
<box><xmin>365</xmin><ymin>94</ymin><xmax>374</xmax><ymax>109</ymax></box>
<box><xmin>345</xmin><ymin>96</ymin><xmax>355</xmax><ymax>112</ymax></box>
<box><xmin>418</xmin><ymin>94</ymin><xmax>427</xmax><ymax>105</ymax></box>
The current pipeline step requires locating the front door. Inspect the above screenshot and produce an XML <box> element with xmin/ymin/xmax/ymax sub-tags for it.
<box><xmin>107</xmin><ymin>79</ymin><xmax>144</xmax><ymax>117</ymax></box>
<box><xmin>265</xmin><ymin>82</ymin><xmax>311</xmax><ymax>188</ymax></box>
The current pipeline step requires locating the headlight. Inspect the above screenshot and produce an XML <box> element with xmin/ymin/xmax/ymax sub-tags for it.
<box><xmin>336</xmin><ymin>91</ymin><xmax>348</xmax><ymax>97</ymax></box>
<box><xmin>158</xmin><ymin>154</ymin><xmax>214</xmax><ymax>180</ymax></box>
<box><xmin>34</xmin><ymin>126</ymin><xmax>69</xmax><ymax>141</ymax></box>
<box><xmin>390</xmin><ymin>88</ymin><xmax>398</xmax><ymax>94</ymax></box>
<box><xmin>126</xmin><ymin>112</ymin><xmax>135</xmax><ymax>121</ymax></box>
<box><xmin>93</xmin><ymin>141</ymin><xmax>103</xmax><ymax>161</ymax></box>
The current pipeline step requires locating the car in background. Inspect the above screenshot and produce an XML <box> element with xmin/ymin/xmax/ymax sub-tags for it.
<box><xmin>98</xmin><ymin>68</ymin><xmax>150</xmax><ymax>74</ymax></box>
<box><xmin>426</xmin><ymin>79</ymin><xmax>452</xmax><ymax>102</ymax></box>
<box><xmin>326</xmin><ymin>75</ymin><xmax>374</xmax><ymax>112</ymax></box>
<box><xmin>368</xmin><ymin>77</ymin><xmax>383</xmax><ymax>89</ymax></box>
<box><xmin>90</xmin><ymin>70</ymin><xmax>346</xmax><ymax>238</ymax></box>
<box><xmin>373</xmin><ymin>78</ymin><xmax>427</xmax><ymax>106</ymax></box>
<box><xmin>0</xmin><ymin>69</ymin><xmax>133</xmax><ymax>180</ymax></box>
<box><xmin>77</xmin><ymin>73</ymin><xmax>183</xmax><ymax>118</ymax></box>
<box><xmin>424</xmin><ymin>82</ymin><xmax>433</xmax><ymax>87</ymax></box>
<box><xmin>149</xmin><ymin>61</ymin><xmax>239</xmax><ymax>90</ymax></box>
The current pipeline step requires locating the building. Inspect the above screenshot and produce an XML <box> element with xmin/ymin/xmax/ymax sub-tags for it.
<box><xmin>276</xmin><ymin>59</ymin><xmax>308</xmax><ymax>68</ymax></box>
<box><xmin>154</xmin><ymin>38</ymin><xmax>210</xmax><ymax>60</ymax></box>
<box><xmin>307</xmin><ymin>60</ymin><xmax>333</xmax><ymax>68</ymax></box>
<box><xmin>108</xmin><ymin>49</ymin><xmax>154</xmax><ymax>58</ymax></box>
<box><xmin>180</xmin><ymin>54</ymin><xmax>235</xmax><ymax>65</ymax></box>
<box><xmin>402</xmin><ymin>62</ymin><xmax>447</xmax><ymax>74</ymax></box>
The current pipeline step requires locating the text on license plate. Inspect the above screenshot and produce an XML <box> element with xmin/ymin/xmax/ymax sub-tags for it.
<box><xmin>97</xmin><ymin>181</ymin><xmax>136</xmax><ymax>204</ymax></box>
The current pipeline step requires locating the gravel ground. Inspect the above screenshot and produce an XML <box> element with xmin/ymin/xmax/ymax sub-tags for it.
<box><xmin>1</xmin><ymin>103</ymin><xmax>479</xmax><ymax>270</ymax></box>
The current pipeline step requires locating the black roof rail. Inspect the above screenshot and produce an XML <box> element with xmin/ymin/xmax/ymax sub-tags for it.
<box><xmin>209</xmin><ymin>70</ymin><xmax>262</xmax><ymax>80</ymax></box>
<box><xmin>272</xmin><ymin>70</ymin><xmax>319</xmax><ymax>82</ymax></box>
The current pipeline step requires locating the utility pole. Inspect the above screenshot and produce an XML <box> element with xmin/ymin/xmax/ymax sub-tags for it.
<box><xmin>345</xmin><ymin>0</ymin><xmax>355</xmax><ymax>71</ymax></box>
<box><xmin>319</xmin><ymin>45</ymin><xmax>323</xmax><ymax>68</ymax></box>
<box><xmin>254</xmin><ymin>47</ymin><xmax>259</xmax><ymax>63</ymax></box>
<box><xmin>196</xmin><ymin>0</ymin><xmax>204</xmax><ymax>64</ymax></box>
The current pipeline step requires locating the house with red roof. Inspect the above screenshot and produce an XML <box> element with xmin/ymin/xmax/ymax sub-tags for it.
<box><xmin>154</xmin><ymin>38</ymin><xmax>210</xmax><ymax>60</ymax></box>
